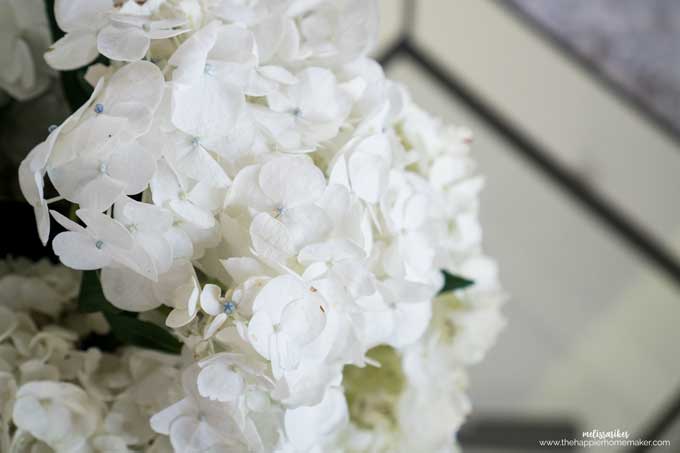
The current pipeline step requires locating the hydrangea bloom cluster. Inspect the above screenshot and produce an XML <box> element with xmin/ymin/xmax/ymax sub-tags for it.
<box><xmin>18</xmin><ymin>0</ymin><xmax>505</xmax><ymax>451</ymax></box>
<box><xmin>0</xmin><ymin>258</ymin><xmax>183</xmax><ymax>452</ymax></box>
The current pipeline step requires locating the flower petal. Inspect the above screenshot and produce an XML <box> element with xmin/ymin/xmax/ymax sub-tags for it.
<box><xmin>171</xmin><ymin>76</ymin><xmax>244</xmax><ymax>139</ymax></box>
<box><xmin>200</xmin><ymin>284</ymin><xmax>223</xmax><ymax>316</ymax></box>
<box><xmin>197</xmin><ymin>362</ymin><xmax>245</xmax><ymax>402</ymax></box>
<box><xmin>97</xmin><ymin>24</ymin><xmax>150</xmax><ymax>62</ymax></box>
<box><xmin>44</xmin><ymin>30</ymin><xmax>99</xmax><ymax>70</ymax></box>
<box><xmin>259</xmin><ymin>156</ymin><xmax>325</xmax><ymax>208</ymax></box>
<box><xmin>52</xmin><ymin>231</ymin><xmax>112</xmax><ymax>270</ymax></box>
<box><xmin>249</xmin><ymin>213</ymin><xmax>295</xmax><ymax>265</ymax></box>
<box><xmin>101</xmin><ymin>266</ymin><xmax>161</xmax><ymax>312</ymax></box>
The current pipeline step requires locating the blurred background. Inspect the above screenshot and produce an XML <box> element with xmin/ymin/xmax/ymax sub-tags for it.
<box><xmin>372</xmin><ymin>1</ymin><xmax>680</xmax><ymax>452</ymax></box>
<box><xmin>1</xmin><ymin>0</ymin><xmax>679</xmax><ymax>451</ymax></box>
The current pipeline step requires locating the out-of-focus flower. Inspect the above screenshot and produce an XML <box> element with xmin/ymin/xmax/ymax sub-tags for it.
<box><xmin>0</xmin><ymin>0</ymin><xmax>53</xmax><ymax>100</ymax></box>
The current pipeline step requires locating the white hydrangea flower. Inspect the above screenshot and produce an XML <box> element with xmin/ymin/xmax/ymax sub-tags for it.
<box><xmin>258</xmin><ymin>67</ymin><xmax>351</xmax><ymax>151</ymax></box>
<box><xmin>247</xmin><ymin>275</ymin><xmax>327</xmax><ymax>378</ymax></box>
<box><xmin>168</xmin><ymin>21</ymin><xmax>250</xmax><ymax>139</ymax></box>
<box><xmin>45</xmin><ymin>0</ymin><xmax>188</xmax><ymax>70</ymax></box>
<box><xmin>98</xmin><ymin>15</ymin><xmax>188</xmax><ymax>63</ymax></box>
<box><xmin>12</xmin><ymin>381</ymin><xmax>102</xmax><ymax>451</ymax></box>
<box><xmin>150</xmin><ymin>365</ymin><xmax>252</xmax><ymax>452</ymax></box>
<box><xmin>0</xmin><ymin>260</ymin><xmax>185</xmax><ymax>452</ymax></box>
<box><xmin>16</xmin><ymin>1</ymin><xmax>505</xmax><ymax>451</ymax></box>
<box><xmin>51</xmin><ymin>209</ymin><xmax>156</xmax><ymax>279</ymax></box>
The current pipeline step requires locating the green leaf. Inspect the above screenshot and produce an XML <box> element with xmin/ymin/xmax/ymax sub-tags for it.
<box><xmin>439</xmin><ymin>270</ymin><xmax>474</xmax><ymax>294</ymax></box>
<box><xmin>78</xmin><ymin>271</ymin><xmax>121</xmax><ymax>315</ymax></box>
<box><xmin>104</xmin><ymin>313</ymin><xmax>182</xmax><ymax>355</ymax></box>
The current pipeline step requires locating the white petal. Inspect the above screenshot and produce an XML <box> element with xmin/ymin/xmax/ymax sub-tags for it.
<box><xmin>44</xmin><ymin>31</ymin><xmax>99</xmax><ymax>70</ymax></box>
<box><xmin>34</xmin><ymin>202</ymin><xmax>50</xmax><ymax>246</ymax></box>
<box><xmin>102</xmin><ymin>61</ymin><xmax>165</xmax><ymax>131</ymax></box>
<box><xmin>284</xmin><ymin>387</ymin><xmax>348</xmax><ymax>450</ymax></box>
<box><xmin>269</xmin><ymin>333</ymin><xmax>300</xmax><ymax>376</ymax></box>
<box><xmin>388</xmin><ymin>302</ymin><xmax>431</xmax><ymax>348</ymax></box>
<box><xmin>251</xmin><ymin>15</ymin><xmax>286</xmax><ymax>61</ymax></box>
<box><xmin>169</xmin><ymin>416</ymin><xmax>225</xmax><ymax>452</ymax></box>
<box><xmin>49</xmin><ymin>158</ymin><xmax>101</xmax><ymax>203</ymax></box>
<box><xmin>187</xmin><ymin>180</ymin><xmax>224</xmax><ymax>211</ymax></box>
<box><xmin>101</xmin><ymin>266</ymin><xmax>161</xmax><ymax>312</ymax></box>
<box><xmin>166</xmin><ymin>140</ymin><xmax>230</xmax><ymax>188</ymax></box>
<box><xmin>18</xmin><ymin>141</ymin><xmax>49</xmax><ymax>205</ymax></box>
<box><xmin>168</xmin><ymin>21</ymin><xmax>219</xmax><ymax>82</ymax></box>
<box><xmin>136</xmin><ymin>232</ymin><xmax>173</xmax><ymax>274</ymax></box>
<box><xmin>200</xmin><ymin>284</ymin><xmax>223</xmax><ymax>316</ymax></box>
<box><xmin>197</xmin><ymin>363</ymin><xmax>245</xmax><ymax>402</ymax></box>
<box><xmin>221</xmin><ymin>257</ymin><xmax>270</xmax><ymax>284</ymax></box>
<box><xmin>348</xmin><ymin>151</ymin><xmax>389</xmax><ymax>203</ymax></box>
<box><xmin>55</xmin><ymin>0</ymin><xmax>110</xmax><ymax>32</ymax></box>
<box><xmin>169</xmin><ymin>200</ymin><xmax>215</xmax><ymax>229</ymax></box>
<box><xmin>150</xmin><ymin>398</ymin><xmax>195</xmax><ymax>435</ymax></box>
<box><xmin>279</xmin><ymin>297</ymin><xmax>326</xmax><ymax>346</ymax></box>
<box><xmin>280</xmin><ymin>205</ymin><xmax>330</xmax><ymax>249</ymax></box>
<box><xmin>247</xmin><ymin>311</ymin><xmax>274</xmax><ymax>359</ymax></box>
<box><xmin>211</xmin><ymin>25</ymin><xmax>256</xmax><ymax>65</ymax></box>
<box><xmin>227</xmin><ymin>164</ymin><xmax>273</xmax><ymax>212</ymax></box>
<box><xmin>259</xmin><ymin>156</ymin><xmax>325</xmax><ymax>208</ymax></box>
<box><xmin>117</xmin><ymin>197</ymin><xmax>173</xmax><ymax>231</ymax></box>
<box><xmin>203</xmin><ymin>314</ymin><xmax>227</xmax><ymax>339</ymax></box>
<box><xmin>152</xmin><ymin>260</ymin><xmax>195</xmax><ymax>305</ymax></box>
<box><xmin>77</xmin><ymin>209</ymin><xmax>133</xmax><ymax>250</ymax></box>
<box><xmin>50</xmin><ymin>210</ymin><xmax>85</xmax><ymax>233</ymax></box>
<box><xmin>249</xmin><ymin>213</ymin><xmax>295</xmax><ymax>264</ymax></box>
<box><xmin>258</xmin><ymin>65</ymin><xmax>297</xmax><ymax>85</ymax></box>
<box><xmin>107</xmin><ymin>141</ymin><xmax>156</xmax><ymax>195</ymax></box>
<box><xmin>74</xmin><ymin>174</ymin><xmax>127</xmax><ymax>212</ymax></box>
<box><xmin>382</xmin><ymin>279</ymin><xmax>434</xmax><ymax>304</ymax></box>
<box><xmin>52</xmin><ymin>231</ymin><xmax>112</xmax><ymax>270</ymax></box>
<box><xmin>165</xmin><ymin>308</ymin><xmax>194</xmax><ymax>328</ymax></box>
<box><xmin>171</xmin><ymin>76</ymin><xmax>244</xmax><ymax>138</ymax></box>
<box><xmin>111</xmin><ymin>243</ymin><xmax>158</xmax><ymax>281</ymax></box>
<box><xmin>104</xmin><ymin>61</ymin><xmax>164</xmax><ymax>109</ymax></box>
<box><xmin>97</xmin><ymin>24</ymin><xmax>150</xmax><ymax>62</ymax></box>
<box><xmin>252</xmin><ymin>275</ymin><xmax>305</xmax><ymax>319</ymax></box>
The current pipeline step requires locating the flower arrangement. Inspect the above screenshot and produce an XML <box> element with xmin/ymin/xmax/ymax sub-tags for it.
<box><xmin>11</xmin><ymin>0</ymin><xmax>505</xmax><ymax>452</ymax></box>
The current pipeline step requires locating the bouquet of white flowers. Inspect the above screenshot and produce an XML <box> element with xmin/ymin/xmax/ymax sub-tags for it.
<box><xmin>12</xmin><ymin>0</ymin><xmax>506</xmax><ymax>452</ymax></box>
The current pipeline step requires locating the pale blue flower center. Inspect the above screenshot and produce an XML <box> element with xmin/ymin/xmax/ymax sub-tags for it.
<box><xmin>99</xmin><ymin>162</ymin><xmax>108</xmax><ymax>174</ymax></box>
<box><xmin>204</xmin><ymin>63</ymin><xmax>215</xmax><ymax>76</ymax></box>
<box><xmin>95</xmin><ymin>240</ymin><xmax>104</xmax><ymax>249</ymax></box>
<box><xmin>224</xmin><ymin>301</ymin><xmax>237</xmax><ymax>315</ymax></box>
<box><xmin>291</xmin><ymin>107</ymin><xmax>302</xmax><ymax>117</ymax></box>
<box><xmin>94</xmin><ymin>103</ymin><xmax>104</xmax><ymax>114</ymax></box>
<box><xmin>274</xmin><ymin>206</ymin><xmax>285</xmax><ymax>218</ymax></box>
<box><xmin>191</xmin><ymin>136</ymin><xmax>200</xmax><ymax>147</ymax></box>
